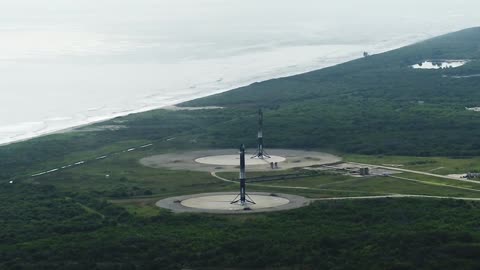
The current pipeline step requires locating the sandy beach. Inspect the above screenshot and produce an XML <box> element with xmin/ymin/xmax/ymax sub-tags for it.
<box><xmin>0</xmin><ymin>36</ymin><xmax>428</xmax><ymax>147</ymax></box>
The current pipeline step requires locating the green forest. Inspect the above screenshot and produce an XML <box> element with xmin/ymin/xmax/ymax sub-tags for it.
<box><xmin>3</xmin><ymin>184</ymin><xmax>480</xmax><ymax>270</ymax></box>
<box><xmin>2</xmin><ymin>27</ymin><xmax>480</xmax><ymax>269</ymax></box>
<box><xmin>182</xmin><ymin>27</ymin><xmax>480</xmax><ymax>156</ymax></box>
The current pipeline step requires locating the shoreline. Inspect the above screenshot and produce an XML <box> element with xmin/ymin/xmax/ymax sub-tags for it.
<box><xmin>0</xmin><ymin>35</ymin><xmax>429</xmax><ymax>148</ymax></box>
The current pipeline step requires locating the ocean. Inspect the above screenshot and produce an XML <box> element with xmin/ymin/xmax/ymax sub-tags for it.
<box><xmin>1</xmin><ymin>0</ymin><xmax>479</xmax><ymax>145</ymax></box>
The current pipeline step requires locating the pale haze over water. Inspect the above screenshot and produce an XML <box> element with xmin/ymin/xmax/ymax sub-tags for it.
<box><xmin>0</xmin><ymin>0</ymin><xmax>479</xmax><ymax>145</ymax></box>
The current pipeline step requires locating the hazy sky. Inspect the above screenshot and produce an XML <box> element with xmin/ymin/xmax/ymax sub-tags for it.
<box><xmin>1</xmin><ymin>0</ymin><xmax>479</xmax><ymax>62</ymax></box>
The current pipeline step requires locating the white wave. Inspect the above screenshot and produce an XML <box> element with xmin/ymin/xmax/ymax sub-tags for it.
<box><xmin>0</xmin><ymin>121</ymin><xmax>45</xmax><ymax>133</ymax></box>
<box><xmin>46</xmin><ymin>117</ymin><xmax>73</xmax><ymax>121</ymax></box>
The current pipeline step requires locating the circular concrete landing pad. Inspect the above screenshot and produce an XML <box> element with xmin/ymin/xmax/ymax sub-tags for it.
<box><xmin>195</xmin><ymin>155</ymin><xmax>286</xmax><ymax>166</ymax></box>
<box><xmin>182</xmin><ymin>194</ymin><xmax>289</xmax><ymax>210</ymax></box>
<box><xmin>156</xmin><ymin>192</ymin><xmax>310</xmax><ymax>214</ymax></box>
<box><xmin>140</xmin><ymin>149</ymin><xmax>342</xmax><ymax>172</ymax></box>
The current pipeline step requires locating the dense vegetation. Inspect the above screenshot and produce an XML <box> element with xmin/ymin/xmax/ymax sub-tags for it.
<box><xmin>3</xmin><ymin>184</ymin><xmax>480</xmax><ymax>270</ymax></box>
<box><xmin>183</xmin><ymin>27</ymin><xmax>480</xmax><ymax>156</ymax></box>
<box><xmin>2</xmin><ymin>28</ymin><xmax>480</xmax><ymax>269</ymax></box>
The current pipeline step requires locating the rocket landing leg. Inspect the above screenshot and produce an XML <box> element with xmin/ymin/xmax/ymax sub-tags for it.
<box><xmin>231</xmin><ymin>144</ymin><xmax>256</xmax><ymax>206</ymax></box>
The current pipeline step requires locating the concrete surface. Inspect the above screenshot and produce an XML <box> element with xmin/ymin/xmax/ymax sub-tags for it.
<box><xmin>181</xmin><ymin>194</ymin><xmax>289</xmax><ymax>210</ymax></box>
<box><xmin>156</xmin><ymin>192</ymin><xmax>310</xmax><ymax>214</ymax></box>
<box><xmin>140</xmin><ymin>149</ymin><xmax>342</xmax><ymax>172</ymax></box>
<box><xmin>195</xmin><ymin>154</ymin><xmax>286</xmax><ymax>166</ymax></box>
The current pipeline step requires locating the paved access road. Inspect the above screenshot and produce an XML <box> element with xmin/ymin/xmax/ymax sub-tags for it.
<box><xmin>349</xmin><ymin>162</ymin><xmax>480</xmax><ymax>185</ymax></box>
<box><xmin>313</xmin><ymin>194</ymin><xmax>480</xmax><ymax>201</ymax></box>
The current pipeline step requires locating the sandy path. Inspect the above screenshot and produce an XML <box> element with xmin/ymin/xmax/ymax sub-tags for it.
<box><xmin>387</xmin><ymin>174</ymin><xmax>480</xmax><ymax>192</ymax></box>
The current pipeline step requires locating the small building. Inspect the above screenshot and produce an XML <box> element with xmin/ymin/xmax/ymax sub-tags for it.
<box><xmin>466</xmin><ymin>172</ymin><xmax>480</xmax><ymax>179</ymax></box>
<box><xmin>359</xmin><ymin>167</ymin><xmax>370</xmax><ymax>176</ymax></box>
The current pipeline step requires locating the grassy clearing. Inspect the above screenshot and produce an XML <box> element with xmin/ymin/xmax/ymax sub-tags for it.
<box><xmin>346</xmin><ymin>154</ymin><xmax>480</xmax><ymax>175</ymax></box>
<box><xmin>20</xmin><ymin>146</ymin><xmax>480</xmax><ymax>213</ymax></box>
<box><xmin>217</xmin><ymin>168</ymin><xmax>480</xmax><ymax>199</ymax></box>
<box><xmin>28</xmin><ymin>152</ymin><xmax>232</xmax><ymax>197</ymax></box>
